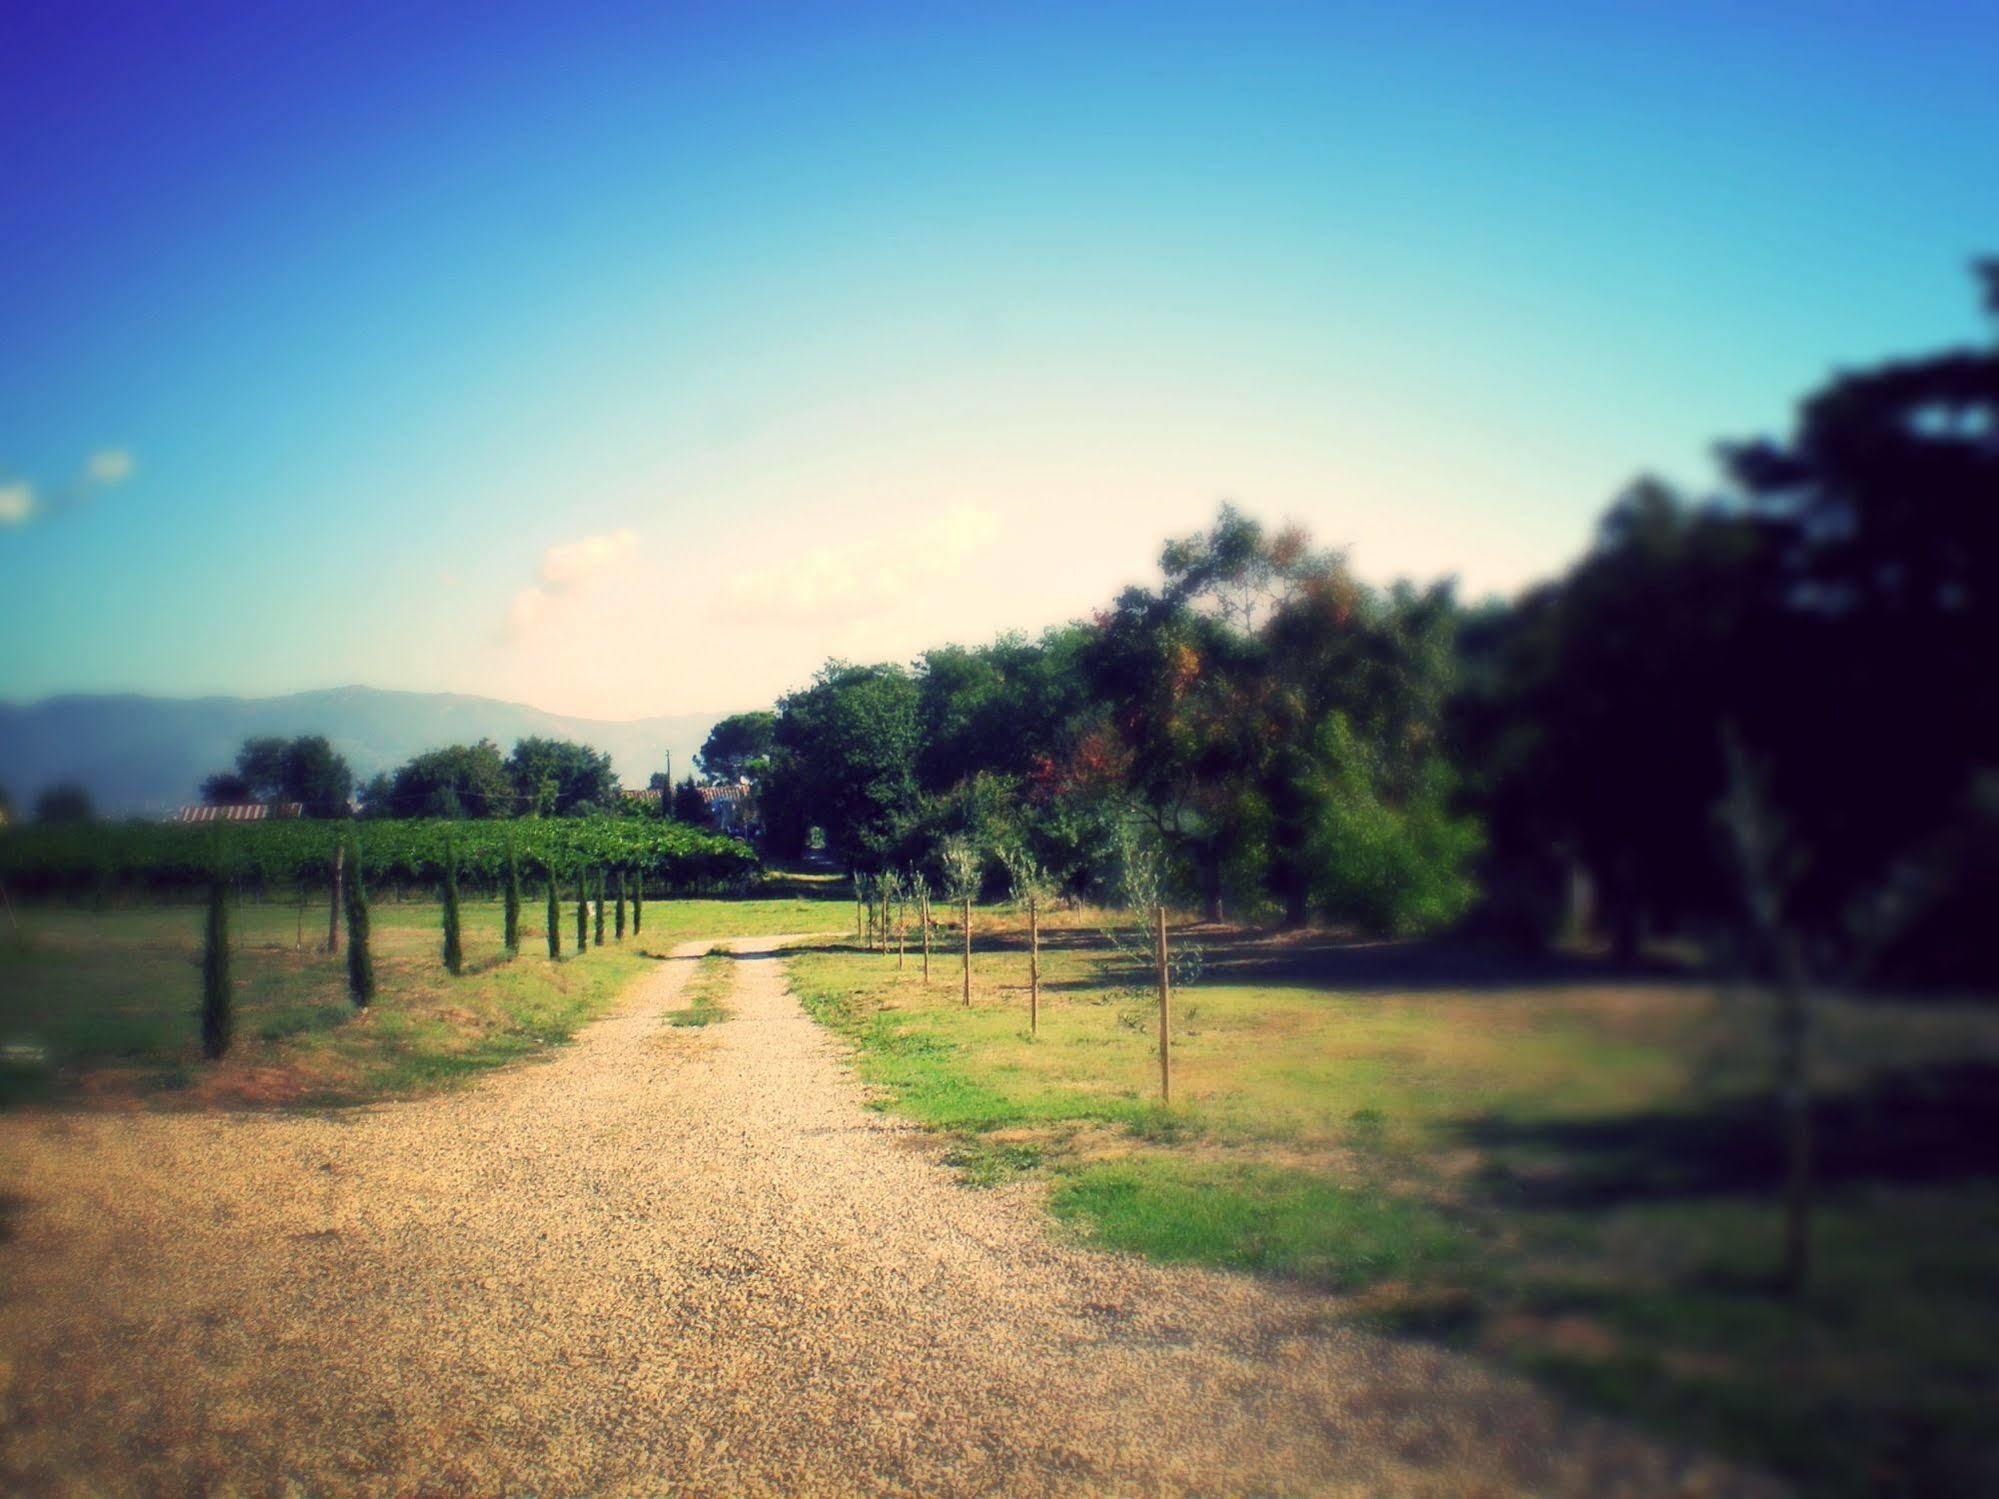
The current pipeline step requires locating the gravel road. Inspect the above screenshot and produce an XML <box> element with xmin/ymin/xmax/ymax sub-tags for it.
<box><xmin>0</xmin><ymin>936</ymin><xmax>1764</xmax><ymax>1496</ymax></box>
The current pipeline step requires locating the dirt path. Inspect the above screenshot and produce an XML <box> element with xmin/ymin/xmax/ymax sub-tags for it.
<box><xmin>0</xmin><ymin>937</ymin><xmax>1759</xmax><ymax>1496</ymax></box>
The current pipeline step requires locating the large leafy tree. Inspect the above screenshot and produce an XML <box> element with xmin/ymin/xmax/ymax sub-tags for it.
<box><xmin>33</xmin><ymin>783</ymin><xmax>94</xmax><ymax>824</ymax></box>
<box><xmin>1465</xmin><ymin>263</ymin><xmax>1999</xmax><ymax>973</ymax></box>
<box><xmin>281</xmin><ymin>736</ymin><xmax>355</xmax><ymax>818</ymax></box>
<box><xmin>377</xmin><ymin>740</ymin><xmax>514</xmax><ymax>819</ymax></box>
<box><xmin>1721</xmin><ymin>262</ymin><xmax>1999</xmax><ymax>972</ymax></box>
<box><xmin>506</xmin><ymin>737</ymin><xmax>616</xmax><ymax>817</ymax></box>
<box><xmin>695</xmin><ymin>712</ymin><xmax>776</xmax><ymax>783</ymax></box>
<box><xmin>762</xmin><ymin>663</ymin><xmax>922</xmax><ymax>865</ymax></box>
<box><xmin>1460</xmin><ymin>480</ymin><xmax>1771</xmax><ymax>952</ymax></box>
<box><xmin>204</xmin><ymin>735</ymin><xmax>353</xmax><ymax>816</ymax></box>
<box><xmin>1083</xmin><ymin>504</ymin><xmax>1474</xmax><ymax>929</ymax></box>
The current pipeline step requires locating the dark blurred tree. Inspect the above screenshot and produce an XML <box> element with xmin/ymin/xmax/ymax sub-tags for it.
<box><xmin>202</xmin><ymin>736</ymin><xmax>351</xmax><ymax>815</ymax></box>
<box><xmin>200</xmin><ymin>771</ymin><xmax>255</xmax><ymax>805</ymax></box>
<box><xmin>280</xmin><ymin>736</ymin><xmax>354</xmax><ymax>817</ymax></box>
<box><xmin>356</xmin><ymin>773</ymin><xmax>396</xmax><ymax>819</ymax></box>
<box><xmin>1720</xmin><ymin>264</ymin><xmax>1999</xmax><ymax>967</ymax></box>
<box><xmin>696</xmin><ymin>712</ymin><xmax>776</xmax><ymax>783</ymax></box>
<box><xmin>673</xmin><ymin>776</ymin><xmax>711</xmax><ymax>827</ymax></box>
<box><xmin>235</xmin><ymin>737</ymin><xmax>289</xmax><ymax>799</ymax></box>
<box><xmin>1459</xmin><ymin>479</ymin><xmax>1771</xmax><ymax>954</ymax></box>
<box><xmin>1463</xmin><ymin>263</ymin><xmax>1999</xmax><ymax>975</ymax></box>
<box><xmin>33</xmin><ymin>783</ymin><xmax>94</xmax><ymax>824</ymax></box>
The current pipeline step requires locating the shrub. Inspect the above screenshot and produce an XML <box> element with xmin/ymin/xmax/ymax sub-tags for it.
<box><xmin>503</xmin><ymin>838</ymin><xmax>522</xmax><ymax>954</ymax></box>
<box><xmin>344</xmin><ymin>833</ymin><xmax>375</xmax><ymax>1006</ymax></box>
<box><xmin>441</xmin><ymin>835</ymin><xmax>464</xmax><ymax>975</ymax></box>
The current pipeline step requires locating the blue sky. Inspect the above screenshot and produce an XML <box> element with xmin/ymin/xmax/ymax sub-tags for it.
<box><xmin>3</xmin><ymin>0</ymin><xmax>1994</xmax><ymax>718</ymax></box>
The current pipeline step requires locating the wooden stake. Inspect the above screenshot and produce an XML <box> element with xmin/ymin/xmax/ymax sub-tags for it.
<box><xmin>1028</xmin><ymin>894</ymin><xmax>1040</xmax><ymax>1036</ymax></box>
<box><xmin>962</xmin><ymin>896</ymin><xmax>972</xmax><ymax>1007</ymax></box>
<box><xmin>920</xmin><ymin>892</ymin><xmax>931</xmax><ymax>982</ymax></box>
<box><xmin>897</xmin><ymin>891</ymin><xmax>905</xmax><ymax>968</ymax></box>
<box><xmin>1155</xmin><ymin>904</ymin><xmax>1171</xmax><ymax>1103</ymax></box>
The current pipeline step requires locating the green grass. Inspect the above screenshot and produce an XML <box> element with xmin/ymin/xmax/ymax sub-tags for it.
<box><xmin>785</xmin><ymin>912</ymin><xmax>1999</xmax><ymax>1497</ymax></box>
<box><xmin>1049</xmin><ymin>1156</ymin><xmax>1465</xmax><ymax>1286</ymax></box>
<box><xmin>0</xmin><ymin>889</ymin><xmax>846</xmax><ymax>1107</ymax></box>
<box><xmin>662</xmin><ymin>948</ymin><xmax>734</xmax><ymax>1027</ymax></box>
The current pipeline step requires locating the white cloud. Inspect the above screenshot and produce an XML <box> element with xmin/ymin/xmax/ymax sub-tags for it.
<box><xmin>541</xmin><ymin>527</ymin><xmax>638</xmax><ymax>590</ymax></box>
<box><xmin>85</xmin><ymin>449</ymin><xmax>134</xmax><ymax>486</ymax></box>
<box><xmin>0</xmin><ymin>482</ymin><xmax>35</xmax><ymax>526</ymax></box>
<box><xmin>505</xmin><ymin>527</ymin><xmax>641</xmax><ymax>645</ymax></box>
<box><xmin>724</xmin><ymin>502</ymin><xmax>1000</xmax><ymax>623</ymax></box>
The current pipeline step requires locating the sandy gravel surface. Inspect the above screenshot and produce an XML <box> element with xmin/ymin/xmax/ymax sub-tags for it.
<box><xmin>0</xmin><ymin>936</ymin><xmax>1767</xmax><ymax>1496</ymax></box>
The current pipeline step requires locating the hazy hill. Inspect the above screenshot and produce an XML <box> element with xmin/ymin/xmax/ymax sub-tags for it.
<box><xmin>0</xmin><ymin>688</ymin><xmax>727</xmax><ymax>816</ymax></box>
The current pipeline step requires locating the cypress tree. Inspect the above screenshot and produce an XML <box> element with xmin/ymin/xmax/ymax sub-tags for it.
<box><xmin>503</xmin><ymin>838</ymin><xmax>522</xmax><ymax>955</ymax></box>
<box><xmin>344</xmin><ymin>833</ymin><xmax>375</xmax><ymax>1006</ymax></box>
<box><xmin>576</xmin><ymin>871</ymin><xmax>589</xmax><ymax>951</ymax></box>
<box><xmin>201</xmin><ymin>874</ymin><xmax>232</xmax><ymax>1059</ymax></box>
<box><xmin>631</xmin><ymin>868</ymin><xmax>643</xmax><ymax>935</ymax></box>
<box><xmin>594</xmin><ymin>867</ymin><xmax>606</xmax><ymax>946</ymax></box>
<box><xmin>614</xmin><ymin>868</ymin><xmax>626</xmax><ymax>940</ymax></box>
<box><xmin>441</xmin><ymin>835</ymin><xmax>464</xmax><ymax>975</ymax></box>
<box><xmin>546</xmin><ymin>871</ymin><xmax>561</xmax><ymax>959</ymax></box>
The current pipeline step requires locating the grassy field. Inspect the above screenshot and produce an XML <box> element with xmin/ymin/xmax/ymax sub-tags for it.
<box><xmin>0</xmin><ymin>889</ymin><xmax>846</xmax><ymax>1108</ymax></box>
<box><xmin>786</xmin><ymin>909</ymin><xmax>1999</xmax><ymax>1497</ymax></box>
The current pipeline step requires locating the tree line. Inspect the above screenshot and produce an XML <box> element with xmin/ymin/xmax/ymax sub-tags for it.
<box><xmin>751</xmin><ymin>263</ymin><xmax>1998</xmax><ymax>985</ymax></box>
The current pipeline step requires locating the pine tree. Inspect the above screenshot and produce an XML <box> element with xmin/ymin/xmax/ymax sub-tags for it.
<box><xmin>576</xmin><ymin>871</ymin><xmax>589</xmax><ymax>951</ymax></box>
<box><xmin>441</xmin><ymin>835</ymin><xmax>464</xmax><ymax>975</ymax></box>
<box><xmin>631</xmin><ymin>867</ymin><xmax>644</xmax><ymax>935</ymax></box>
<box><xmin>344</xmin><ymin>833</ymin><xmax>375</xmax><ymax>1006</ymax></box>
<box><xmin>546</xmin><ymin>871</ymin><xmax>561</xmax><ymax>959</ymax></box>
<box><xmin>594</xmin><ymin>867</ymin><xmax>606</xmax><ymax>946</ymax></box>
<box><xmin>201</xmin><ymin>874</ymin><xmax>232</xmax><ymax>1059</ymax></box>
<box><xmin>503</xmin><ymin>838</ymin><xmax>522</xmax><ymax>955</ymax></box>
<box><xmin>614</xmin><ymin>868</ymin><xmax>626</xmax><ymax>940</ymax></box>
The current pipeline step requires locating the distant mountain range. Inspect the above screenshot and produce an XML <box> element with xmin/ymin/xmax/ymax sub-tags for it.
<box><xmin>0</xmin><ymin>688</ymin><xmax>730</xmax><ymax>816</ymax></box>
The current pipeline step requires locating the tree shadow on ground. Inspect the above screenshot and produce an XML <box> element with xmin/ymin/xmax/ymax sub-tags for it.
<box><xmin>952</xmin><ymin>925</ymin><xmax>1694</xmax><ymax>997</ymax></box>
<box><xmin>1462</xmin><ymin>1060</ymin><xmax>1999</xmax><ymax>1207</ymax></box>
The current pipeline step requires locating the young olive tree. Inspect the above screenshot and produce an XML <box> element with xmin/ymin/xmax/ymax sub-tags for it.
<box><xmin>1718</xmin><ymin>727</ymin><xmax>1816</xmax><ymax>1293</ymax></box>
<box><xmin>910</xmin><ymin>869</ymin><xmax>932</xmax><ymax>982</ymax></box>
<box><xmin>939</xmin><ymin>835</ymin><xmax>983</xmax><ymax>1007</ymax></box>
<box><xmin>999</xmin><ymin>843</ymin><xmax>1054</xmax><ymax>1036</ymax></box>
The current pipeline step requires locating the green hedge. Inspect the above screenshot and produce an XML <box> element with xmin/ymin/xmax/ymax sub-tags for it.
<box><xmin>0</xmin><ymin>817</ymin><xmax>757</xmax><ymax>895</ymax></box>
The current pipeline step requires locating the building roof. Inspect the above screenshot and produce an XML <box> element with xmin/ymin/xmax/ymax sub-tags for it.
<box><xmin>176</xmin><ymin>802</ymin><xmax>304</xmax><ymax>823</ymax></box>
